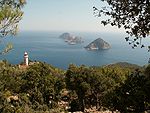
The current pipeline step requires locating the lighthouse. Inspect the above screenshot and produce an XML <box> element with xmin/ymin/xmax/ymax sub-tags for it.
<box><xmin>24</xmin><ymin>52</ymin><xmax>29</xmax><ymax>66</ymax></box>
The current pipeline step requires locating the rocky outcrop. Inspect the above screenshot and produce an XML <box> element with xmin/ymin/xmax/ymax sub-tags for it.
<box><xmin>7</xmin><ymin>95</ymin><xmax>19</xmax><ymax>102</ymax></box>
<box><xmin>59</xmin><ymin>33</ymin><xmax>71</xmax><ymax>39</ymax></box>
<box><xmin>85</xmin><ymin>38</ymin><xmax>111</xmax><ymax>50</ymax></box>
<box><xmin>59</xmin><ymin>33</ymin><xmax>83</xmax><ymax>45</ymax></box>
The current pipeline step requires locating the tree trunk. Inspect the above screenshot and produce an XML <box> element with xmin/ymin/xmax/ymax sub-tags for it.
<box><xmin>79</xmin><ymin>96</ymin><xmax>85</xmax><ymax>112</ymax></box>
<box><xmin>96</xmin><ymin>93</ymin><xmax>100</xmax><ymax>110</ymax></box>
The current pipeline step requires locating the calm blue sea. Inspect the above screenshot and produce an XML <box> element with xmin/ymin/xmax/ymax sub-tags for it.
<box><xmin>0</xmin><ymin>31</ymin><xmax>149</xmax><ymax>69</ymax></box>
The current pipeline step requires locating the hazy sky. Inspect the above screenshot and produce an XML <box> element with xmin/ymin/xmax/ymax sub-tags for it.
<box><xmin>19</xmin><ymin>0</ymin><xmax>125</xmax><ymax>32</ymax></box>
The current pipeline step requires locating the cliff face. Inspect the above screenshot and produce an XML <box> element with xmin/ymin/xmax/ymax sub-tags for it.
<box><xmin>85</xmin><ymin>38</ymin><xmax>111</xmax><ymax>50</ymax></box>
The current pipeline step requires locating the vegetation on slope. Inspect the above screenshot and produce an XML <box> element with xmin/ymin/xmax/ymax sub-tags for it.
<box><xmin>0</xmin><ymin>60</ymin><xmax>149</xmax><ymax>113</ymax></box>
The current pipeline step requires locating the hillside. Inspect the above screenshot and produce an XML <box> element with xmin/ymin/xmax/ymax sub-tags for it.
<box><xmin>105</xmin><ymin>62</ymin><xmax>142</xmax><ymax>69</ymax></box>
<box><xmin>0</xmin><ymin>60</ymin><xmax>149</xmax><ymax>113</ymax></box>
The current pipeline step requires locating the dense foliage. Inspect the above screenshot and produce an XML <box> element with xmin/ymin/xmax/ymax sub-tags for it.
<box><xmin>0</xmin><ymin>0</ymin><xmax>26</xmax><ymax>54</ymax></box>
<box><xmin>103</xmin><ymin>69</ymin><xmax>150</xmax><ymax>112</ymax></box>
<box><xmin>0</xmin><ymin>60</ymin><xmax>149</xmax><ymax>113</ymax></box>
<box><xmin>65</xmin><ymin>64</ymin><xmax>128</xmax><ymax>112</ymax></box>
<box><xmin>94</xmin><ymin>0</ymin><xmax>150</xmax><ymax>49</ymax></box>
<box><xmin>0</xmin><ymin>61</ymin><xmax>65</xmax><ymax>113</ymax></box>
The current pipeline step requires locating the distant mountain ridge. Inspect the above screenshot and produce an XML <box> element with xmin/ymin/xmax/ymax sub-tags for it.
<box><xmin>85</xmin><ymin>38</ymin><xmax>111</xmax><ymax>50</ymax></box>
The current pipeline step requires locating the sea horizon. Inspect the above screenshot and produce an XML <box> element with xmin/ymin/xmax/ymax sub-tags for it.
<box><xmin>0</xmin><ymin>31</ymin><xmax>149</xmax><ymax>69</ymax></box>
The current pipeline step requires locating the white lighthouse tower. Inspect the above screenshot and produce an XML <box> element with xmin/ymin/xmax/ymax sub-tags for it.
<box><xmin>24</xmin><ymin>52</ymin><xmax>29</xmax><ymax>66</ymax></box>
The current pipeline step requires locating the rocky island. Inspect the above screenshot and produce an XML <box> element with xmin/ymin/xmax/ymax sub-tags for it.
<box><xmin>85</xmin><ymin>38</ymin><xmax>111</xmax><ymax>50</ymax></box>
<box><xmin>59</xmin><ymin>33</ymin><xmax>83</xmax><ymax>45</ymax></box>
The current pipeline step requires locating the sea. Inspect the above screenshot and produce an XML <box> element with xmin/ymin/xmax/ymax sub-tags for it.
<box><xmin>0</xmin><ymin>31</ymin><xmax>149</xmax><ymax>69</ymax></box>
